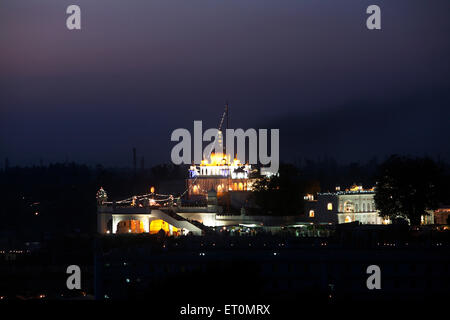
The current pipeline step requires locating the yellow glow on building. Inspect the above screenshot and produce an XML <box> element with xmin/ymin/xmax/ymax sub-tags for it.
<box><xmin>188</xmin><ymin>150</ymin><xmax>254</xmax><ymax>196</ymax></box>
<box><xmin>149</xmin><ymin>219</ymin><xmax>178</xmax><ymax>235</ymax></box>
<box><xmin>200</xmin><ymin>152</ymin><xmax>242</xmax><ymax>167</ymax></box>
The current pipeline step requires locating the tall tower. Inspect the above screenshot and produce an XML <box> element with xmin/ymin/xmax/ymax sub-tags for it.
<box><xmin>225</xmin><ymin>101</ymin><xmax>229</xmax><ymax>158</ymax></box>
<box><xmin>225</xmin><ymin>102</ymin><xmax>231</xmax><ymax>213</ymax></box>
<box><xmin>225</xmin><ymin>101</ymin><xmax>229</xmax><ymax>133</ymax></box>
<box><xmin>216</xmin><ymin>130</ymin><xmax>224</xmax><ymax>160</ymax></box>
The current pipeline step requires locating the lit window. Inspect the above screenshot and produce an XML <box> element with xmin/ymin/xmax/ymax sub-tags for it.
<box><xmin>327</xmin><ymin>203</ymin><xmax>333</xmax><ymax>211</ymax></box>
<box><xmin>345</xmin><ymin>216</ymin><xmax>351</xmax><ymax>223</ymax></box>
<box><xmin>309</xmin><ymin>210</ymin><xmax>315</xmax><ymax>218</ymax></box>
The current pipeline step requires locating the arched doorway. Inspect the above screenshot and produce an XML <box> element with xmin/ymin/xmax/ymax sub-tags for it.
<box><xmin>116</xmin><ymin>219</ymin><xmax>144</xmax><ymax>234</ymax></box>
<box><xmin>344</xmin><ymin>201</ymin><xmax>355</xmax><ymax>213</ymax></box>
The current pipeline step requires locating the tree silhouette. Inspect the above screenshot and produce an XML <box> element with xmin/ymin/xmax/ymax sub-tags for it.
<box><xmin>252</xmin><ymin>163</ymin><xmax>304</xmax><ymax>216</ymax></box>
<box><xmin>374</xmin><ymin>155</ymin><xmax>444</xmax><ymax>226</ymax></box>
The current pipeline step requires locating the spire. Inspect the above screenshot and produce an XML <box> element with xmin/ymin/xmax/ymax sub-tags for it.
<box><xmin>225</xmin><ymin>100</ymin><xmax>229</xmax><ymax>132</ymax></box>
<box><xmin>225</xmin><ymin>101</ymin><xmax>229</xmax><ymax>157</ymax></box>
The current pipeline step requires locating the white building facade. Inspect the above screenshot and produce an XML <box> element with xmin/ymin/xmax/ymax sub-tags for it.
<box><xmin>335</xmin><ymin>191</ymin><xmax>384</xmax><ymax>224</ymax></box>
<box><xmin>304</xmin><ymin>186</ymin><xmax>388</xmax><ymax>225</ymax></box>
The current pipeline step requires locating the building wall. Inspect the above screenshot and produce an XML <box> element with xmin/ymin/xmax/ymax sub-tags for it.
<box><xmin>97</xmin><ymin>212</ymin><xmax>112</xmax><ymax>234</ymax></box>
<box><xmin>337</xmin><ymin>193</ymin><xmax>383</xmax><ymax>224</ymax></box>
<box><xmin>337</xmin><ymin>212</ymin><xmax>383</xmax><ymax>224</ymax></box>
<box><xmin>433</xmin><ymin>209</ymin><xmax>450</xmax><ymax>225</ymax></box>
<box><xmin>304</xmin><ymin>194</ymin><xmax>339</xmax><ymax>224</ymax></box>
<box><xmin>112</xmin><ymin>214</ymin><xmax>151</xmax><ymax>234</ymax></box>
<box><xmin>337</xmin><ymin>193</ymin><xmax>376</xmax><ymax>214</ymax></box>
<box><xmin>336</xmin><ymin>193</ymin><xmax>382</xmax><ymax>224</ymax></box>
<box><xmin>187</xmin><ymin>178</ymin><xmax>254</xmax><ymax>196</ymax></box>
<box><xmin>306</xmin><ymin>192</ymin><xmax>385</xmax><ymax>225</ymax></box>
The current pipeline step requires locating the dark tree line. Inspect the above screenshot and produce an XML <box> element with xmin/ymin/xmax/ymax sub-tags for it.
<box><xmin>374</xmin><ymin>155</ymin><xmax>449</xmax><ymax>226</ymax></box>
<box><xmin>0</xmin><ymin>163</ymin><xmax>189</xmax><ymax>239</ymax></box>
<box><xmin>0</xmin><ymin>156</ymin><xmax>449</xmax><ymax>239</ymax></box>
<box><xmin>251</xmin><ymin>164</ymin><xmax>304</xmax><ymax>216</ymax></box>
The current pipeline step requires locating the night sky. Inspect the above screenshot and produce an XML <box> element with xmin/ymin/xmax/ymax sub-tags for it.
<box><xmin>1</xmin><ymin>0</ymin><xmax>449</xmax><ymax>167</ymax></box>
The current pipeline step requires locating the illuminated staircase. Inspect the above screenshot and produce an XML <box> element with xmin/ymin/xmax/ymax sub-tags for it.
<box><xmin>152</xmin><ymin>209</ymin><xmax>204</xmax><ymax>235</ymax></box>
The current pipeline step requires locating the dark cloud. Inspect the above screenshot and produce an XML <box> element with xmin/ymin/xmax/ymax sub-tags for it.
<box><xmin>266</xmin><ymin>88</ymin><xmax>450</xmax><ymax>163</ymax></box>
<box><xmin>1</xmin><ymin>0</ymin><xmax>449</xmax><ymax>166</ymax></box>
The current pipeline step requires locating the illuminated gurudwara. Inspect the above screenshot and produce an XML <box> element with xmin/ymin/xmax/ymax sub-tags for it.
<box><xmin>187</xmin><ymin>152</ymin><xmax>256</xmax><ymax>195</ymax></box>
